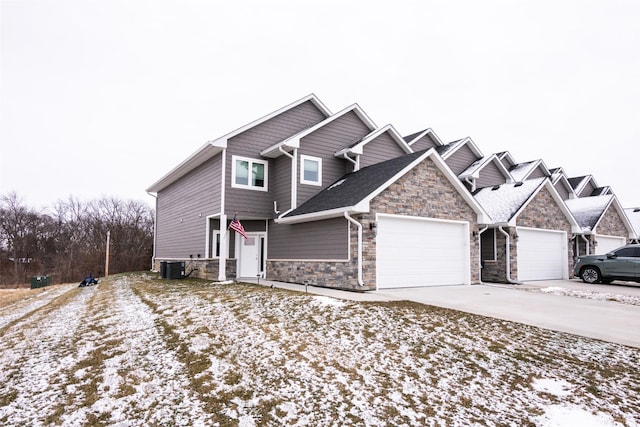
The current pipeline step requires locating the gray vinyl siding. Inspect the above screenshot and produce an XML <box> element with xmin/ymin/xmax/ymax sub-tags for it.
<box><xmin>579</xmin><ymin>181</ymin><xmax>596</xmax><ymax>197</ymax></box>
<box><xmin>555</xmin><ymin>181</ymin><xmax>571</xmax><ymax>200</ymax></box>
<box><xmin>527</xmin><ymin>165</ymin><xmax>548</xmax><ymax>180</ymax></box>
<box><xmin>296</xmin><ymin>111</ymin><xmax>372</xmax><ymax>206</ymax></box>
<box><xmin>359</xmin><ymin>132</ymin><xmax>407</xmax><ymax>168</ymax></box>
<box><xmin>225</xmin><ymin>101</ymin><xmax>327</xmax><ymax>217</ymax></box>
<box><xmin>156</xmin><ymin>157</ymin><xmax>221</xmax><ymax>258</ymax></box>
<box><xmin>476</xmin><ymin>161</ymin><xmax>508</xmax><ymax>188</ymax></box>
<box><xmin>445</xmin><ymin>144</ymin><xmax>480</xmax><ymax>175</ymax></box>
<box><xmin>268</xmin><ymin>217</ymin><xmax>349</xmax><ymax>259</ymax></box>
<box><xmin>272</xmin><ymin>155</ymin><xmax>292</xmax><ymax>213</ymax></box>
<box><xmin>409</xmin><ymin>135</ymin><xmax>439</xmax><ymax>152</ymax></box>
<box><xmin>499</xmin><ymin>156</ymin><xmax>515</xmax><ymax>171</ymax></box>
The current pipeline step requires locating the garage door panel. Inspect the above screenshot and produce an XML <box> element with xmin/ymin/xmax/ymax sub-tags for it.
<box><xmin>377</xmin><ymin>216</ymin><xmax>469</xmax><ymax>289</ymax></box>
<box><xmin>594</xmin><ymin>235</ymin><xmax>626</xmax><ymax>255</ymax></box>
<box><xmin>516</xmin><ymin>228</ymin><xmax>566</xmax><ymax>281</ymax></box>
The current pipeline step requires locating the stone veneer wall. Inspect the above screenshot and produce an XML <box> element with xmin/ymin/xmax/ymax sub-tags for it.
<box><xmin>511</xmin><ymin>186</ymin><xmax>574</xmax><ymax>280</ymax></box>
<box><xmin>266</xmin><ymin>156</ymin><xmax>482</xmax><ymax>290</ymax></box>
<box><xmin>481</xmin><ymin>229</ymin><xmax>514</xmax><ymax>283</ymax></box>
<box><xmin>363</xmin><ymin>158</ymin><xmax>481</xmax><ymax>285</ymax></box>
<box><xmin>153</xmin><ymin>258</ymin><xmax>237</xmax><ymax>281</ymax></box>
<box><xmin>594</xmin><ymin>206</ymin><xmax>630</xmax><ymax>250</ymax></box>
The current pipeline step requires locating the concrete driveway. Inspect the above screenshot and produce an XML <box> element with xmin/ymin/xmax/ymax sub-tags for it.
<box><xmin>373</xmin><ymin>279</ymin><xmax>640</xmax><ymax>349</ymax></box>
<box><xmin>248</xmin><ymin>278</ymin><xmax>640</xmax><ymax>349</ymax></box>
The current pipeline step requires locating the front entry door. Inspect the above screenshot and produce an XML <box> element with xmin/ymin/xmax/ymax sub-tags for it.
<box><xmin>238</xmin><ymin>233</ymin><xmax>264</xmax><ymax>278</ymax></box>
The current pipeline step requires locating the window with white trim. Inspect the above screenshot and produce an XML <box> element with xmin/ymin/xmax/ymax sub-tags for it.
<box><xmin>300</xmin><ymin>155</ymin><xmax>322</xmax><ymax>186</ymax></box>
<box><xmin>232</xmin><ymin>156</ymin><xmax>268</xmax><ymax>191</ymax></box>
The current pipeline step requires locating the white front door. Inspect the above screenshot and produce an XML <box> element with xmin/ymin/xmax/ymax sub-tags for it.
<box><xmin>238</xmin><ymin>233</ymin><xmax>264</xmax><ymax>278</ymax></box>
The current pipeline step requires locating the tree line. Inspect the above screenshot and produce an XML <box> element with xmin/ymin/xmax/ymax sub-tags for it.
<box><xmin>0</xmin><ymin>192</ymin><xmax>154</xmax><ymax>286</ymax></box>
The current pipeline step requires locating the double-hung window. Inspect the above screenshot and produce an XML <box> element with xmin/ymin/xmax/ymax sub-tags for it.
<box><xmin>300</xmin><ymin>155</ymin><xmax>322</xmax><ymax>186</ymax></box>
<box><xmin>232</xmin><ymin>156</ymin><xmax>268</xmax><ymax>191</ymax></box>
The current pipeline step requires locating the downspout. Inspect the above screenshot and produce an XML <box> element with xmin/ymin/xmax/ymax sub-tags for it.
<box><xmin>277</xmin><ymin>146</ymin><xmax>297</xmax><ymax>218</ymax></box>
<box><xmin>580</xmin><ymin>234</ymin><xmax>590</xmax><ymax>255</ymax></box>
<box><xmin>146</xmin><ymin>191</ymin><xmax>158</xmax><ymax>271</ymax></box>
<box><xmin>344</xmin><ymin>212</ymin><xmax>364</xmax><ymax>286</ymax></box>
<box><xmin>340</xmin><ymin>152</ymin><xmax>359</xmax><ymax>172</ymax></box>
<box><xmin>477</xmin><ymin>225</ymin><xmax>488</xmax><ymax>284</ymax></box>
<box><xmin>218</xmin><ymin>148</ymin><xmax>227</xmax><ymax>281</ymax></box>
<box><xmin>497</xmin><ymin>226</ymin><xmax>522</xmax><ymax>285</ymax></box>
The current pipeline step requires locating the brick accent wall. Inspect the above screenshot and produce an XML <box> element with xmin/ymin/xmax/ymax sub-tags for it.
<box><xmin>365</xmin><ymin>158</ymin><xmax>481</xmax><ymax>285</ymax></box>
<box><xmin>266</xmin><ymin>156</ymin><xmax>482</xmax><ymax>291</ymax></box>
<box><xmin>490</xmin><ymin>186</ymin><xmax>574</xmax><ymax>282</ymax></box>
<box><xmin>596</xmin><ymin>206</ymin><xmax>630</xmax><ymax>244</ymax></box>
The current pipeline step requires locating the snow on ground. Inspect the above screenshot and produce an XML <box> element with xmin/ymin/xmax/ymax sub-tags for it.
<box><xmin>529</xmin><ymin>286</ymin><xmax>640</xmax><ymax>306</ymax></box>
<box><xmin>1</xmin><ymin>274</ymin><xmax>639</xmax><ymax>426</ymax></box>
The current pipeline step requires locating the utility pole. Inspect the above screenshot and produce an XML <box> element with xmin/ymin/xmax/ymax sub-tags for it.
<box><xmin>105</xmin><ymin>230</ymin><xmax>110</xmax><ymax>277</ymax></box>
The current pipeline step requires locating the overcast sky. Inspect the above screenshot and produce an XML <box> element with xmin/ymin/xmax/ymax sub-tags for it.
<box><xmin>2</xmin><ymin>0</ymin><xmax>639</xmax><ymax>211</ymax></box>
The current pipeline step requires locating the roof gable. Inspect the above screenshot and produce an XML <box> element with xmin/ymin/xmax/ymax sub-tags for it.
<box><xmin>147</xmin><ymin>94</ymin><xmax>331</xmax><ymax>193</ymax></box>
<box><xmin>278</xmin><ymin>149</ymin><xmax>489</xmax><ymax>224</ymax></box>
<box><xmin>436</xmin><ymin>137</ymin><xmax>483</xmax><ymax>160</ymax></box>
<box><xmin>335</xmin><ymin>124</ymin><xmax>412</xmax><ymax>159</ymax></box>
<box><xmin>508</xmin><ymin>159</ymin><xmax>550</xmax><ymax>182</ymax></box>
<box><xmin>459</xmin><ymin>154</ymin><xmax>512</xmax><ymax>182</ymax></box>
<box><xmin>568</xmin><ymin>175</ymin><xmax>599</xmax><ymax>196</ymax></box>
<box><xmin>474</xmin><ymin>178</ymin><xmax>580</xmax><ymax>230</ymax></box>
<box><xmin>260</xmin><ymin>103</ymin><xmax>376</xmax><ymax>158</ymax></box>
<box><xmin>404</xmin><ymin>128</ymin><xmax>443</xmax><ymax>149</ymax></box>
<box><xmin>624</xmin><ymin>207</ymin><xmax>640</xmax><ymax>239</ymax></box>
<box><xmin>564</xmin><ymin>195</ymin><xmax>614</xmax><ymax>230</ymax></box>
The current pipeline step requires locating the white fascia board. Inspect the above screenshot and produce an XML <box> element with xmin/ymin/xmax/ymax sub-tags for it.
<box><xmin>441</xmin><ymin>136</ymin><xmax>484</xmax><ymax>160</ymax></box>
<box><xmin>263</xmin><ymin>103</ymin><xmax>375</xmax><ymax>159</ymax></box>
<box><xmin>275</xmin><ymin>206</ymin><xmax>366</xmax><ymax>224</ymax></box>
<box><xmin>147</xmin><ymin>94</ymin><xmax>330</xmax><ymax>192</ymax></box>
<box><xmin>594</xmin><ymin>196</ymin><xmax>636</xmax><ymax>238</ymax></box>
<box><xmin>260</xmin><ymin>137</ymin><xmax>300</xmax><ymax>158</ymax></box>
<box><xmin>346</xmin><ymin>124</ymin><xmax>412</xmax><ymax>156</ymax></box>
<box><xmin>146</xmin><ymin>140</ymin><xmax>226</xmax><ymax>193</ymax></box>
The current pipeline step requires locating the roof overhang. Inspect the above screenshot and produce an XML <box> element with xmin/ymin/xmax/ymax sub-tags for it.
<box><xmin>146</xmin><ymin>140</ymin><xmax>226</xmax><ymax>193</ymax></box>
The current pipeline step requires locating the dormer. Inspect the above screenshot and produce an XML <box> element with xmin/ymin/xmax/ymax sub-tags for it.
<box><xmin>509</xmin><ymin>159</ymin><xmax>551</xmax><ymax>182</ymax></box>
<box><xmin>436</xmin><ymin>137</ymin><xmax>484</xmax><ymax>175</ymax></box>
<box><xmin>458</xmin><ymin>154</ymin><xmax>514</xmax><ymax>192</ymax></box>
<box><xmin>549</xmin><ymin>167</ymin><xmax>577</xmax><ymax>200</ymax></box>
<box><xmin>334</xmin><ymin>124</ymin><xmax>412</xmax><ymax>172</ymax></box>
<box><xmin>404</xmin><ymin>128</ymin><xmax>444</xmax><ymax>152</ymax></box>
<box><xmin>568</xmin><ymin>175</ymin><xmax>599</xmax><ymax>198</ymax></box>
<box><xmin>496</xmin><ymin>151</ymin><xmax>517</xmax><ymax>171</ymax></box>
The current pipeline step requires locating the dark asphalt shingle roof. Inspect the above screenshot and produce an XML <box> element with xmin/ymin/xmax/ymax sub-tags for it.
<box><xmin>284</xmin><ymin>150</ymin><xmax>428</xmax><ymax>218</ymax></box>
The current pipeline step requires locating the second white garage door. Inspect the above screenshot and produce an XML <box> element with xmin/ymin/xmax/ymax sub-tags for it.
<box><xmin>594</xmin><ymin>235</ymin><xmax>626</xmax><ymax>255</ymax></box>
<box><xmin>376</xmin><ymin>214</ymin><xmax>470</xmax><ymax>289</ymax></box>
<box><xmin>516</xmin><ymin>227</ymin><xmax>567</xmax><ymax>281</ymax></box>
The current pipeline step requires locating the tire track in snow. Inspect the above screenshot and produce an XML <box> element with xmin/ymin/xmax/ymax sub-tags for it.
<box><xmin>0</xmin><ymin>283</ymin><xmax>78</xmax><ymax>331</ymax></box>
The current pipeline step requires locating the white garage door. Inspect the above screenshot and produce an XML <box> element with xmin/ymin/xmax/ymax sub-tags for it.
<box><xmin>516</xmin><ymin>227</ymin><xmax>567</xmax><ymax>281</ymax></box>
<box><xmin>377</xmin><ymin>215</ymin><xmax>470</xmax><ymax>289</ymax></box>
<box><xmin>594</xmin><ymin>235</ymin><xmax>626</xmax><ymax>255</ymax></box>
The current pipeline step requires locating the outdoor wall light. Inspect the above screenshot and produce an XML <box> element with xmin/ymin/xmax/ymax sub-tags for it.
<box><xmin>369</xmin><ymin>222</ymin><xmax>377</xmax><ymax>230</ymax></box>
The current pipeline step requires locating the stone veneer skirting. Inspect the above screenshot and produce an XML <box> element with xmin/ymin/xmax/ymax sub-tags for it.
<box><xmin>266</xmin><ymin>260</ymin><xmax>367</xmax><ymax>291</ymax></box>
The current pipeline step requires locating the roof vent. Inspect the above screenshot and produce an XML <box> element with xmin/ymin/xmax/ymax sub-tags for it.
<box><xmin>328</xmin><ymin>179</ymin><xmax>346</xmax><ymax>190</ymax></box>
<box><xmin>514</xmin><ymin>182</ymin><xmax>524</xmax><ymax>187</ymax></box>
<box><xmin>491</xmin><ymin>185</ymin><xmax>501</xmax><ymax>191</ymax></box>
<box><xmin>635</xmin><ymin>208</ymin><xmax>640</xmax><ymax>213</ymax></box>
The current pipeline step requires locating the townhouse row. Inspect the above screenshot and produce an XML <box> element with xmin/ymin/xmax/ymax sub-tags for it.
<box><xmin>146</xmin><ymin>94</ymin><xmax>639</xmax><ymax>290</ymax></box>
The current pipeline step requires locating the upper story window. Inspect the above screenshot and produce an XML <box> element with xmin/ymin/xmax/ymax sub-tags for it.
<box><xmin>300</xmin><ymin>155</ymin><xmax>322</xmax><ymax>186</ymax></box>
<box><xmin>232</xmin><ymin>156</ymin><xmax>268</xmax><ymax>191</ymax></box>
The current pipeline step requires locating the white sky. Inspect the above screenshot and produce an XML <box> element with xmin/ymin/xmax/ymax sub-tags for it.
<box><xmin>1</xmin><ymin>0</ymin><xmax>639</xmax><ymax>210</ymax></box>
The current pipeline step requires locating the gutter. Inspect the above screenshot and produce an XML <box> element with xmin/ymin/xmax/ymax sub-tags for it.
<box><xmin>339</xmin><ymin>151</ymin><xmax>359</xmax><ymax>172</ymax></box>
<box><xmin>497</xmin><ymin>226</ymin><xmax>523</xmax><ymax>285</ymax></box>
<box><xmin>344</xmin><ymin>212</ymin><xmax>364</xmax><ymax>286</ymax></box>
<box><xmin>278</xmin><ymin>146</ymin><xmax>297</xmax><ymax>217</ymax></box>
<box><xmin>580</xmin><ymin>234</ymin><xmax>590</xmax><ymax>255</ymax></box>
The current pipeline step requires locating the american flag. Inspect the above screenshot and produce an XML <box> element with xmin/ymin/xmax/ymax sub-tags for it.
<box><xmin>229</xmin><ymin>215</ymin><xmax>248</xmax><ymax>239</ymax></box>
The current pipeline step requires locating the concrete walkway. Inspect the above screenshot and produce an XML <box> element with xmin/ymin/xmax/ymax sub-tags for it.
<box><xmin>243</xmin><ymin>278</ymin><xmax>640</xmax><ymax>349</ymax></box>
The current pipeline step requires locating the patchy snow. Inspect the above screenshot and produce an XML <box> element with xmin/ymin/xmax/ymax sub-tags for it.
<box><xmin>1</xmin><ymin>274</ymin><xmax>639</xmax><ymax>426</ymax></box>
<box><xmin>535</xmin><ymin>404</ymin><xmax>624</xmax><ymax>427</ymax></box>
<box><xmin>565</xmin><ymin>195</ymin><xmax>613</xmax><ymax>229</ymax></box>
<box><xmin>531</xmin><ymin>286</ymin><xmax>640</xmax><ymax>306</ymax></box>
<box><xmin>474</xmin><ymin>177</ymin><xmax>546</xmax><ymax>223</ymax></box>
<box><xmin>531</xmin><ymin>377</ymin><xmax>574</xmax><ymax>397</ymax></box>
